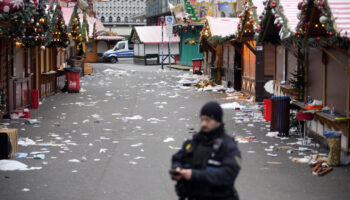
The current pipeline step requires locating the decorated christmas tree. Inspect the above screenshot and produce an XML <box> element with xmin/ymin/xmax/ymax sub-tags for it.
<box><xmin>68</xmin><ymin>5</ymin><xmax>81</xmax><ymax>42</ymax></box>
<box><xmin>49</xmin><ymin>4</ymin><xmax>70</xmax><ymax>48</ymax></box>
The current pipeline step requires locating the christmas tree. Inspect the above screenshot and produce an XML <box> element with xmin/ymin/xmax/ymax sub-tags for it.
<box><xmin>48</xmin><ymin>4</ymin><xmax>70</xmax><ymax>48</ymax></box>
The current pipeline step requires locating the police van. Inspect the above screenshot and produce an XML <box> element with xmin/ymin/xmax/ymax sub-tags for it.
<box><xmin>102</xmin><ymin>40</ymin><xmax>134</xmax><ymax>63</ymax></box>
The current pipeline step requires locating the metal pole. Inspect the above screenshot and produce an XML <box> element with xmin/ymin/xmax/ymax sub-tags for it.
<box><xmin>161</xmin><ymin>17</ymin><xmax>164</xmax><ymax>70</ymax></box>
<box><xmin>168</xmin><ymin>36</ymin><xmax>171</xmax><ymax>67</ymax></box>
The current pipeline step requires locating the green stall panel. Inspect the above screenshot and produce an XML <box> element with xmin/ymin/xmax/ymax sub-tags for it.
<box><xmin>179</xmin><ymin>27</ymin><xmax>203</xmax><ymax>66</ymax></box>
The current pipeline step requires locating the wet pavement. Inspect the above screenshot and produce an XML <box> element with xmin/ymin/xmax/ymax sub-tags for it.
<box><xmin>0</xmin><ymin>58</ymin><xmax>349</xmax><ymax>200</ymax></box>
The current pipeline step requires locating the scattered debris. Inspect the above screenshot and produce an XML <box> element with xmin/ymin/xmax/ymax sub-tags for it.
<box><xmin>163</xmin><ymin>137</ymin><xmax>175</xmax><ymax>143</ymax></box>
<box><xmin>18</xmin><ymin>138</ymin><xmax>36</xmax><ymax>146</ymax></box>
<box><xmin>267</xmin><ymin>162</ymin><xmax>282</xmax><ymax>165</ymax></box>
<box><xmin>0</xmin><ymin>160</ymin><xmax>42</xmax><ymax>171</ymax></box>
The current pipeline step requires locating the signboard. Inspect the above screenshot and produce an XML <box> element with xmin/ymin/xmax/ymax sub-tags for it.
<box><xmin>166</xmin><ymin>16</ymin><xmax>173</xmax><ymax>37</ymax></box>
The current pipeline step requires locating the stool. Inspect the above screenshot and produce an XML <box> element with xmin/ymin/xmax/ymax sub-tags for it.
<box><xmin>296</xmin><ymin>112</ymin><xmax>314</xmax><ymax>145</ymax></box>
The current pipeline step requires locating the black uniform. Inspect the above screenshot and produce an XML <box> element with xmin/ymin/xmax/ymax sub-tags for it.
<box><xmin>171</xmin><ymin>125</ymin><xmax>241</xmax><ymax>200</ymax></box>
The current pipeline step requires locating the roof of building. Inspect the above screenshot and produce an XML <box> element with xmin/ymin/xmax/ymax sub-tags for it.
<box><xmin>133</xmin><ymin>26</ymin><xmax>180</xmax><ymax>44</ymax></box>
<box><xmin>328</xmin><ymin>0</ymin><xmax>350</xmax><ymax>37</ymax></box>
<box><xmin>207</xmin><ymin>17</ymin><xmax>240</xmax><ymax>37</ymax></box>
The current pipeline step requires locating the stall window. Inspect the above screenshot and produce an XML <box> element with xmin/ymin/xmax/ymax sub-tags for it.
<box><xmin>87</xmin><ymin>42</ymin><xmax>93</xmax><ymax>53</ymax></box>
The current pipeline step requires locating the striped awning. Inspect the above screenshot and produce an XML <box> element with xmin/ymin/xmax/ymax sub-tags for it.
<box><xmin>328</xmin><ymin>0</ymin><xmax>350</xmax><ymax>37</ymax></box>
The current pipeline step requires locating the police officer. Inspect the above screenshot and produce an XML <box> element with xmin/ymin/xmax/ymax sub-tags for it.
<box><xmin>170</xmin><ymin>101</ymin><xmax>241</xmax><ymax>200</ymax></box>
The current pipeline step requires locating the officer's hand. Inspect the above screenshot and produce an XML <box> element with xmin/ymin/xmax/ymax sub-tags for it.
<box><xmin>178</xmin><ymin>168</ymin><xmax>192</xmax><ymax>180</ymax></box>
<box><xmin>171</xmin><ymin>167</ymin><xmax>183</xmax><ymax>181</ymax></box>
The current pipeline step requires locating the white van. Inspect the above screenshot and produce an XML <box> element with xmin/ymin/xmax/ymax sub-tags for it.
<box><xmin>102</xmin><ymin>40</ymin><xmax>134</xmax><ymax>63</ymax></box>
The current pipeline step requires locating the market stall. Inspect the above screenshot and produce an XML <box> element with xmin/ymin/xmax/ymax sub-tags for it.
<box><xmin>130</xmin><ymin>26</ymin><xmax>180</xmax><ymax>65</ymax></box>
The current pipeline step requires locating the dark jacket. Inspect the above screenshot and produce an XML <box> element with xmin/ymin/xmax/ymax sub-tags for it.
<box><xmin>171</xmin><ymin>125</ymin><xmax>241</xmax><ymax>200</ymax></box>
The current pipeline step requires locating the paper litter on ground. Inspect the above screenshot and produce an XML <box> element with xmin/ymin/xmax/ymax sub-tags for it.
<box><xmin>18</xmin><ymin>138</ymin><xmax>36</xmax><ymax>146</ymax></box>
<box><xmin>0</xmin><ymin>160</ymin><xmax>42</xmax><ymax>171</ymax></box>
<box><xmin>221</xmin><ymin>102</ymin><xmax>245</xmax><ymax>109</ymax></box>
<box><xmin>163</xmin><ymin>137</ymin><xmax>175</xmax><ymax>143</ymax></box>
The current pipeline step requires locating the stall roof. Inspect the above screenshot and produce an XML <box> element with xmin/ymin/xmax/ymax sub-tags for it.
<box><xmin>252</xmin><ymin>0</ymin><xmax>265</xmax><ymax>17</ymax></box>
<box><xmin>61</xmin><ymin>7</ymin><xmax>74</xmax><ymax>26</ymax></box>
<box><xmin>79</xmin><ymin>14</ymin><xmax>105</xmax><ymax>38</ymax></box>
<box><xmin>328</xmin><ymin>0</ymin><xmax>350</xmax><ymax>37</ymax></box>
<box><xmin>278</xmin><ymin>0</ymin><xmax>300</xmax><ymax>32</ymax></box>
<box><xmin>207</xmin><ymin>17</ymin><xmax>240</xmax><ymax>37</ymax></box>
<box><xmin>134</xmin><ymin>26</ymin><xmax>180</xmax><ymax>44</ymax></box>
<box><xmin>97</xmin><ymin>36</ymin><xmax>125</xmax><ymax>41</ymax></box>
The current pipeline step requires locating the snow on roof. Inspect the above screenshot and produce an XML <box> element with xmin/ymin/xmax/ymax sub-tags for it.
<box><xmin>134</xmin><ymin>26</ymin><xmax>180</xmax><ymax>44</ymax></box>
<box><xmin>207</xmin><ymin>17</ymin><xmax>240</xmax><ymax>37</ymax></box>
<box><xmin>328</xmin><ymin>0</ymin><xmax>350</xmax><ymax>37</ymax></box>
<box><xmin>278</xmin><ymin>0</ymin><xmax>300</xmax><ymax>32</ymax></box>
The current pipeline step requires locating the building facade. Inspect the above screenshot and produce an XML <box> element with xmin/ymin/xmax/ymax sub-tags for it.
<box><xmin>93</xmin><ymin>0</ymin><xmax>147</xmax><ymax>36</ymax></box>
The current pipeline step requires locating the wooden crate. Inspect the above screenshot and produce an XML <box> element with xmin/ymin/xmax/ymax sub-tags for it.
<box><xmin>84</xmin><ymin>63</ymin><xmax>93</xmax><ymax>75</ymax></box>
<box><xmin>0</xmin><ymin>128</ymin><xmax>18</xmax><ymax>158</ymax></box>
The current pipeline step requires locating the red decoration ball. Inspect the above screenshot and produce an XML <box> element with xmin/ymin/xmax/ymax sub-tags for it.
<box><xmin>329</xmin><ymin>32</ymin><xmax>333</xmax><ymax>36</ymax></box>
<box><xmin>37</xmin><ymin>28</ymin><xmax>41</xmax><ymax>33</ymax></box>
<box><xmin>271</xmin><ymin>4</ymin><xmax>276</xmax><ymax>8</ymax></box>
<box><xmin>298</xmin><ymin>2</ymin><xmax>303</xmax><ymax>10</ymax></box>
<box><xmin>316</xmin><ymin>37</ymin><xmax>321</xmax><ymax>40</ymax></box>
<box><xmin>65</xmin><ymin>33</ymin><xmax>69</xmax><ymax>37</ymax></box>
<box><xmin>277</xmin><ymin>24</ymin><xmax>281</xmax><ymax>28</ymax></box>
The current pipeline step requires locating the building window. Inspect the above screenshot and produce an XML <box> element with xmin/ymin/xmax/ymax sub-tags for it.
<box><xmin>101</xmin><ymin>16</ymin><xmax>105</xmax><ymax>22</ymax></box>
<box><xmin>117</xmin><ymin>16</ymin><xmax>121</xmax><ymax>22</ymax></box>
<box><xmin>125</xmin><ymin>16</ymin><xmax>128</xmax><ymax>22</ymax></box>
<box><xmin>109</xmin><ymin>16</ymin><xmax>113</xmax><ymax>22</ymax></box>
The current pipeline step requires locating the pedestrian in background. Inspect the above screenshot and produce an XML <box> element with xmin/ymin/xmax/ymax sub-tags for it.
<box><xmin>170</xmin><ymin>101</ymin><xmax>241</xmax><ymax>200</ymax></box>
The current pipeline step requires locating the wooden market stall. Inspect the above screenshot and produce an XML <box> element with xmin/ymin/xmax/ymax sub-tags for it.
<box><xmin>200</xmin><ymin>17</ymin><xmax>240</xmax><ymax>84</ymax></box>
<box><xmin>130</xmin><ymin>26</ymin><xmax>180</xmax><ymax>65</ymax></box>
<box><xmin>291</xmin><ymin>0</ymin><xmax>350</xmax><ymax>152</ymax></box>
<box><xmin>255</xmin><ymin>0</ymin><xmax>301</xmax><ymax>100</ymax></box>
<box><xmin>235</xmin><ymin>0</ymin><xmax>268</xmax><ymax>101</ymax></box>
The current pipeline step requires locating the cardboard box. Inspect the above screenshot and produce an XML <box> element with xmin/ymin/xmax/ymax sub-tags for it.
<box><xmin>84</xmin><ymin>63</ymin><xmax>93</xmax><ymax>75</ymax></box>
<box><xmin>0</xmin><ymin>128</ymin><xmax>18</xmax><ymax>158</ymax></box>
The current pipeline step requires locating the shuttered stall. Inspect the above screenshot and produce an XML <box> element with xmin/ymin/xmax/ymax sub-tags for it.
<box><xmin>307</xmin><ymin>48</ymin><xmax>323</xmax><ymax>101</ymax></box>
<box><xmin>264</xmin><ymin>43</ymin><xmax>276</xmax><ymax>79</ymax></box>
<box><xmin>327</xmin><ymin>49</ymin><xmax>347</xmax><ymax>114</ymax></box>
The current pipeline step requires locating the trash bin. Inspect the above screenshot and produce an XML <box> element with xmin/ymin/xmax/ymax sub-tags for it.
<box><xmin>324</xmin><ymin>131</ymin><xmax>342</xmax><ymax>166</ymax></box>
<box><xmin>192</xmin><ymin>58</ymin><xmax>202</xmax><ymax>74</ymax></box>
<box><xmin>270</xmin><ymin>96</ymin><xmax>290</xmax><ymax>136</ymax></box>
<box><xmin>65</xmin><ymin>68</ymin><xmax>81</xmax><ymax>93</ymax></box>
<box><xmin>174</xmin><ymin>55</ymin><xmax>180</xmax><ymax>65</ymax></box>
<box><xmin>32</xmin><ymin>89</ymin><xmax>39</xmax><ymax>109</ymax></box>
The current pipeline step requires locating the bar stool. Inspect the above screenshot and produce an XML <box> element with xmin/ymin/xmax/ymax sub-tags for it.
<box><xmin>296</xmin><ymin>111</ymin><xmax>314</xmax><ymax>145</ymax></box>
